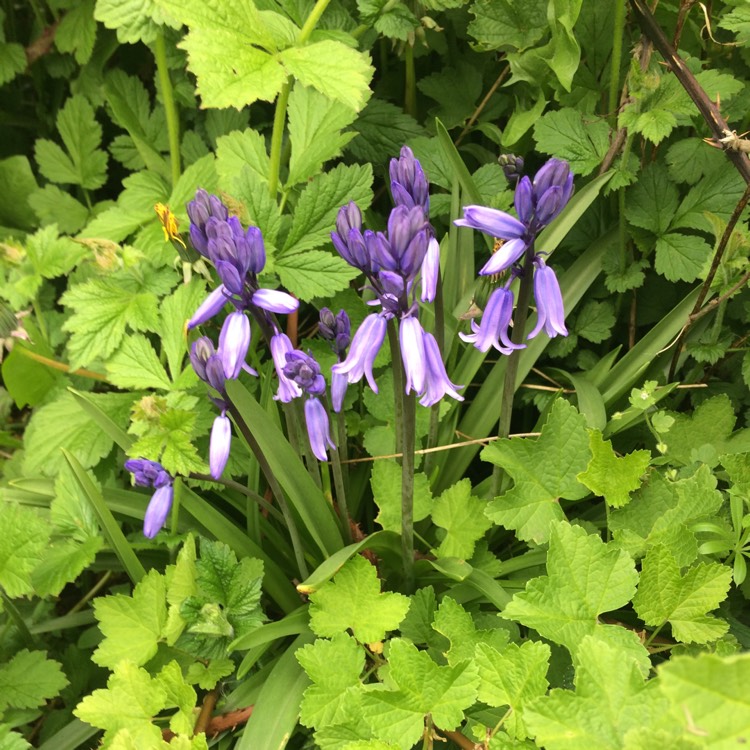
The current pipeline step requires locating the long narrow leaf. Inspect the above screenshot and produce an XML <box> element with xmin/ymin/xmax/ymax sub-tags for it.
<box><xmin>226</xmin><ymin>379</ymin><xmax>343</xmax><ymax>558</ymax></box>
<box><xmin>61</xmin><ymin>448</ymin><xmax>146</xmax><ymax>584</ymax></box>
<box><xmin>69</xmin><ymin>387</ymin><xmax>134</xmax><ymax>451</ymax></box>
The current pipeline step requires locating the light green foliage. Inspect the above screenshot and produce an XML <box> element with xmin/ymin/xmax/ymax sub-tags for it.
<box><xmin>654</xmin><ymin>232</ymin><xmax>710</xmax><ymax>283</ymax></box>
<box><xmin>431</xmin><ymin>479</ymin><xmax>492</xmax><ymax>559</ymax></box>
<box><xmin>95</xmin><ymin>0</ymin><xmax>179</xmax><ymax>44</ymax></box>
<box><xmin>0</xmin><ymin>10</ymin><xmax>25</xmax><ymax>86</ymax></box>
<box><xmin>75</xmin><ymin>660</ymin><xmax>197</xmax><ymax>747</ymax></box>
<box><xmin>309</xmin><ymin>555</ymin><xmax>410</xmax><ymax>643</ymax></box>
<box><xmin>357</xmin><ymin>0</ymin><xmax>419</xmax><ymax>41</ymax></box>
<box><xmin>32</xmin><ymin>537</ymin><xmax>103</xmax><ymax>598</ymax></box>
<box><xmin>503</xmin><ymin>522</ymin><xmax>642</xmax><ymax>661</ymax></box>
<box><xmin>178</xmin><ymin>539</ymin><xmax>264</xmax><ymax>659</ymax></box>
<box><xmin>720</xmin><ymin>5</ymin><xmax>750</xmax><ymax>44</ymax></box>
<box><xmin>658</xmin><ymin>652</ymin><xmax>750</xmax><ymax>746</ymax></box>
<box><xmin>533</xmin><ymin>108</ymin><xmax>610</xmax><ymax>176</ymax></box>
<box><xmin>484</xmin><ymin>399</ymin><xmax>591</xmax><ymax>543</ymax></box>
<box><xmin>0</xmin><ymin>650</ymin><xmax>68</xmax><ymax>712</ymax></box>
<box><xmin>633</xmin><ymin>545</ymin><xmax>732</xmax><ymax>644</ymax></box>
<box><xmin>107</xmin><ymin>334</ymin><xmax>172</xmax><ymax>390</ymax></box>
<box><xmin>157</xmin><ymin>0</ymin><xmax>372</xmax><ymax>111</ymax></box>
<box><xmin>28</xmin><ymin>184</ymin><xmax>89</xmax><ymax>233</ymax></box>
<box><xmin>185</xmin><ymin>658</ymin><xmax>234</xmax><ymax>690</ymax></box>
<box><xmin>93</xmin><ymin>569</ymin><xmax>168</xmax><ymax>668</ymax></box>
<box><xmin>371</xmin><ymin>460</ymin><xmax>433</xmax><ymax>532</ymax></box>
<box><xmin>399</xmin><ymin>586</ymin><xmax>446</xmax><ymax>650</ymax></box>
<box><xmin>159</xmin><ymin>280</ymin><xmax>207</xmax><ymax>382</ymax></box>
<box><xmin>164</xmin><ymin>535</ymin><xmax>198</xmax><ymax>645</ymax></box>
<box><xmin>468</xmin><ymin>0</ymin><xmax>548</xmax><ymax>51</ymax></box>
<box><xmin>215</xmin><ymin>129</ymin><xmax>269</xmax><ymax>187</ymax></box>
<box><xmin>286</xmin><ymin>84</ymin><xmax>359</xmax><ymax>187</ymax></box>
<box><xmin>359</xmin><ymin>638</ymin><xmax>478</xmax><ymax>749</ymax></box>
<box><xmin>577</xmin><ymin>430</ymin><xmax>650</xmax><ymax>508</ymax></box>
<box><xmin>297</xmin><ymin>633</ymin><xmax>364</xmax><ymax>729</ymax></box>
<box><xmin>661</xmin><ymin>395</ymin><xmax>750</xmax><ymax>468</ymax></box>
<box><xmin>276</xmin><ymin>251</ymin><xmax>361</xmax><ymax>303</ymax></box>
<box><xmin>55</xmin><ymin>0</ymin><xmax>97</xmax><ymax>64</ymax></box>
<box><xmin>34</xmin><ymin>95</ymin><xmax>108</xmax><ymax>190</ymax></box>
<box><xmin>525</xmin><ymin>636</ymin><xmax>663</xmax><ymax>749</ymax></box>
<box><xmin>609</xmin><ymin>466</ymin><xmax>724</xmax><ymax>566</ymax></box>
<box><xmin>432</xmin><ymin>597</ymin><xmax>509</xmax><ymax>665</ymax></box>
<box><xmin>574</xmin><ymin>300</ymin><xmax>616</xmax><ymax>343</ymax></box>
<box><xmin>475</xmin><ymin>641</ymin><xmax>550</xmax><ymax>740</ymax></box>
<box><xmin>23</xmin><ymin>391</ymin><xmax>134</xmax><ymax>476</ymax></box>
<box><xmin>0</xmin><ymin>503</ymin><xmax>50</xmax><ymax>597</ymax></box>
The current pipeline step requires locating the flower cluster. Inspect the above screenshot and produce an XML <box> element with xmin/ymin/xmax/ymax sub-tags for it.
<box><xmin>186</xmin><ymin>190</ymin><xmax>301</xmax><ymax>478</ymax></box>
<box><xmin>457</xmin><ymin>158</ymin><xmax>572</xmax><ymax>353</ymax></box>
<box><xmin>318</xmin><ymin>308</ymin><xmax>351</xmax><ymax>412</ymax></box>
<box><xmin>124</xmin><ymin>459</ymin><xmax>174</xmax><ymax>538</ymax></box>
<box><xmin>330</xmin><ymin>147</ymin><xmax>463</xmax><ymax>408</ymax></box>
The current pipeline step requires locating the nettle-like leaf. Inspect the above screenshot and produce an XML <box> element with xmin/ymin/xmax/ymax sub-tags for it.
<box><xmin>577</xmin><ymin>430</ymin><xmax>651</xmax><ymax>508</ymax></box>
<box><xmin>633</xmin><ymin>545</ymin><xmax>732</xmax><ymax>644</ymax></box>
<box><xmin>296</xmin><ymin>633</ymin><xmax>364</xmax><ymax>729</ymax></box>
<box><xmin>34</xmin><ymin>95</ymin><xmax>108</xmax><ymax>190</ymax></box>
<box><xmin>95</xmin><ymin>0</ymin><xmax>180</xmax><ymax>45</ymax></box>
<box><xmin>430</xmin><ymin>479</ymin><xmax>492</xmax><ymax>559</ymax></box>
<box><xmin>432</xmin><ymin>597</ymin><xmax>509</xmax><ymax>666</ymax></box>
<box><xmin>0</xmin><ymin>9</ymin><xmax>25</xmax><ymax>86</ymax></box>
<box><xmin>0</xmin><ymin>503</ymin><xmax>50</xmax><ymax>598</ymax></box>
<box><xmin>574</xmin><ymin>300</ymin><xmax>616</xmax><ymax>343</ymax></box>
<box><xmin>359</xmin><ymin>638</ymin><xmax>479</xmax><ymax>749</ymax></box>
<box><xmin>93</xmin><ymin>569</ymin><xmax>169</xmax><ymax>669</ymax></box>
<box><xmin>525</xmin><ymin>635</ymin><xmax>665</xmax><ymax>749</ymax></box>
<box><xmin>215</xmin><ymin>129</ymin><xmax>270</xmax><ymax>188</ymax></box>
<box><xmin>503</xmin><ymin>521</ymin><xmax>644</xmax><ymax>664</ymax></box>
<box><xmin>158</xmin><ymin>280</ymin><xmax>207</xmax><ymax>382</ymax></box>
<box><xmin>348</xmin><ymin>99</ymin><xmax>425</xmax><ymax>165</ymax></box>
<box><xmin>308</xmin><ymin>555</ymin><xmax>410</xmax><ymax>643</ymax></box>
<box><xmin>625</xmin><ymin>162</ymin><xmax>678</xmax><ymax>236</ymax></box>
<box><xmin>658</xmin><ymin>652</ymin><xmax>750</xmax><ymax>745</ymax></box>
<box><xmin>483</xmin><ymin>399</ymin><xmax>591</xmax><ymax>543</ymax></box>
<box><xmin>533</xmin><ymin>108</ymin><xmax>611</xmax><ymax>176</ymax></box>
<box><xmin>55</xmin><ymin>0</ymin><xmax>97</xmax><ymax>64</ymax></box>
<box><xmin>475</xmin><ymin>640</ymin><xmax>550</xmax><ymax>741</ymax></box>
<box><xmin>468</xmin><ymin>0</ymin><xmax>548</xmax><ymax>51</ymax></box>
<box><xmin>609</xmin><ymin>466</ymin><xmax>724</xmax><ymax>567</ymax></box>
<box><xmin>106</xmin><ymin>334</ymin><xmax>172</xmax><ymax>391</ymax></box>
<box><xmin>372</xmin><ymin>460</ymin><xmax>433</xmax><ymax>533</ymax></box>
<box><xmin>0</xmin><ymin>650</ymin><xmax>68</xmax><ymax>712</ymax></box>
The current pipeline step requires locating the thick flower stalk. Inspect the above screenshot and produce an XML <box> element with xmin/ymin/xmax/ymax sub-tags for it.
<box><xmin>124</xmin><ymin>458</ymin><xmax>174</xmax><ymax>538</ymax></box>
<box><xmin>330</xmin><ymin>147</ymin><xmax>462</xmax><ymax>408</ymax></box>
<box><xmin>456</xmin><ymin>158</ymin><xmax>573</xmax><ymax>349</ymax></box>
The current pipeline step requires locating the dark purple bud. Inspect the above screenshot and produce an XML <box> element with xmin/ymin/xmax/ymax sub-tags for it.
<box><xmin>319</xmin><ymin>308</ymin><xmax>350</xmax><ymax>357</ymax></box>
<box><xmin>532</xmin><ymin>159</ymin><xmax>571</xmax><ymax>202</ymax></box>
<box><xmin>215</xmin><ymin>260</ymin><xmax>245</xmax><ymax>295</ymax></box>
<box><xmin>398</xmin><ymin>227</ymin><xmax>429</xmax><ymax>279</ymax></box>
<box><xmin>190</xmin><ymin>336</ymin><xmax>216</xmax><ymax>381</ymax></box>
<box><xmin>205</xmin><ymin>354</ymin><xmax>227</xmax><ymax>393</ymax></box>
<box><xmin>514</xmin><ymin>176</ymin><xmax>533</xmax><ymax>226</ymax></box>
<box><xmin>389</xmin><ymin>146</ymin><xmax>429</xmax><ymax>213</ymax></box>
<box><xmin>364</xmin><ymin>230</ymin><xmax>394</xmax><ymax>272</ymax></box>
<box><xmin>336</xmin><ymin>201</ymin><xmax>363</xmax><ymax>236</ymax></box>
<box><xmin>498</xmin><ymin>154</ymin><xmax>525</xmax><ymax>182</ymax></box>
<box><xmin>535</xmin><ymin>185</ymin><xmax>564</xmax><ymax>226</ymax></box>
<box><xmin>284</xmin><ymin>350</ymin><xmax>326</xmax><ymax>396</ymax></box>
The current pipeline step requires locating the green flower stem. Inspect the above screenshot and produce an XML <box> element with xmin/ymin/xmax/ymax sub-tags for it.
<box><xmin>321</xmin><ymin>459</ymin><xmax>333</xmax><ymax>504</ymax></box>
<box><xmin>153</xmin><ymin>30</ymin><xmax>181</xmax><ymax>188</ymax></box>
<box><xmin>404</xmin><ymin>41</ymin><xmax>417</xmax><ymax>117</ymax></box>
<box><xmin>328</xmin><ymin>414</ymin><xmax>352</xmax><ymax>544</ymax></box>
<box><xmin>188</xmin><ymin>473</ymin><xmax>284</xmax><ymax>523</ymax></box>
<box><xmin>268</xmin><ymin>78</ymin><xmax>292</xmax><ymax>199</ymax></box>
<box><xmin>608</xmin><ymin>0</ymin><xmax>627</xmax><ymax>127</ymax></box>
<box><xmin>401</xmin><ymin>388</ymin><xmax>417</xmax><ymax>593</ymax></box>
<box><xmin>170</xmin><ymin>476</ymin><xmax>183</xmax><ymax>538</ymax></box>
<box><xmin>423</xmin><ymin>269</ymin><xmax>445</xmax><ymax>478</ymax></box>
<box><xmin>491</xmin><ymin>244</ymin><xmax>536</xmax><ymax>498</ymax></box>
<box><xmin>0</xmin><ymin>589</ymin><xmax>36</xmax><ymax>649</ymax></box>
<box><xmin>387</xmin><ymin>321</ymin><xmax>404</xmax><ymax>456</ymax></box>
<box><xmin>298</xmin><ymin>0</ymin><xmax>333</xmax><ymax>42</ymax></box>
<box><xmin>227</xmin><ymin>402</ymin><xmax>309</xmax><ymax>579</ymax></box>
<box><xmin>15</xmin><ymin>347</ymin><xmax>108</xmax><ymax>382</ymax></box>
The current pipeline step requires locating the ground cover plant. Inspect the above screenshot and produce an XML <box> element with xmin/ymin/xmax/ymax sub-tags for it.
<box><xmin>1</xmin><ymin>0</ymin><xmax>750</xmax><ymax>747</ymax></box>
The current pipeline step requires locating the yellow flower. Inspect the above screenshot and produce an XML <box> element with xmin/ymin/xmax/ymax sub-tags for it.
<box><xmin>154</xmin><ymin>203</ymin><xmax>186</xmax><ymax>249</ymax></box>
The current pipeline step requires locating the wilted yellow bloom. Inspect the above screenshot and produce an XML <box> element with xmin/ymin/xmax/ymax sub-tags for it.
<box><xmin>154</xmin><ymin>203</ymin><xmax>186</xmax><ymax>249</ymax></box>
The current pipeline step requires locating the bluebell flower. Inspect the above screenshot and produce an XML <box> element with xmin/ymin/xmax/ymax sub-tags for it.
<box><xmin>459</xmin><ymin>287</ymin><xmax>525</xmax><ymax>354</ymax></box>
<box><xmin>498</xmin><ymin>153</ymin><xmax>525</xmax><ymax>183</ymax></box>
<box><xmin>420</xmin><ymin>332</ymin><xmax>464</xmax><ymax>407</ymax></box>
<box><xmin>271</xmin><ymin>332</ymin><xmax>303</xmax><ymax>403</ymax></box>
<box><xmin>210</xmin><ymin>413</ymin><xmax>232</xmax><ymax>479</ymax></box>
<box><xmin>400</xmin><ymin>316</ymin><xmax>427</xmax><ymax>395</ymax></box>
<box><xmin>319</xmin><ymin>308</ymin><xmax>351</xmax><ymax>358</ymax></box>
<box><xmin>390</xmin><ymin>145</ymin><xmax>429</xmax><ymax>214</ymax></box>
<box><xmin>528</xmin><ymin>257</ymin><xmax>568</xmax><ymax>339</ymax></box>
<box><xmin>332</xmin><ymin>313</ymin><xmax>387</xmax><ymax>393</ymax></box>
<box><xmin>218</xmin><ymin>311</ymin><xmax>251</xmax><ymax>380</ymax></box>
<box><xmin>420</xmin><ymin>238</ymin><xmax>439</xmax><ymax>303</ymax></box>
<box><xmin>187</xmin><ymin>188</ymin><xmax>229</xmax><ymax>257</ymax></box>
<box><xmin>188</xmin><ymin>285</ymin><xmax>229</xmax><ymax>330</ymax></box>
<box><xmin>304</xmin><ymin>397</ymin><xmax>336</xmax><ymax>461</ymax></box>
<box><xmin>283</xmin><ymin>350</ymin><xmax>326</xmax><ymax>396</ymax></box>
<box><xmin>124</xmin><ymin>458</ymin><xmax>174</xmax><ymax>538</ymax></box>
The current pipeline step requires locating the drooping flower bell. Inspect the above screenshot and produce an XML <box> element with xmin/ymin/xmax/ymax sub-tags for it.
<box><xmin>124</xmin><ymin>458</ymin><xmax>174</xmax><ymax>538</ymax></box>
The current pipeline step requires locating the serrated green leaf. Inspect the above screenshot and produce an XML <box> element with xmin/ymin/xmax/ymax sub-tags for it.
<box><xmin>371</xmin><ymin>460</ymin><xmax>433</xmax><ymax>533</ymax></box>
<box><xmin>658</xmin><ymin>652</ymin><xmax>750</xmax><ymax>745</ymax></box>
<box><xmin>468</xmin><ymin>0</ymin><xmax>547</xmax><ymax>51</ymax></box>
<box><xmin>633</xmin><ymin>545</ymin><xmax>732</xmax><ymax>644</ymax></box>
<box><xmin>107</xmin><ymin>334</ymin><xmax>172</xmax><ymax>390</ymax></box>
<box><xmin>525</xmin><ymin>635</ymin><xmax>660</xmax><ymax>749</ymax></box>
<box><xmin>95</xmin><ymin>0</ymin><xmax>179</xmax><ymax>44</ymax></box>
<box><xmin>601</xmin><ymin>247</ymin><xmax>647</xmax><ymax>293</ymax></box>
<box><xmin>165</xmin><ymin>535</ymin><xmax>198</xmax><ymax>645</ymax></box>
<box><xmin>309</xmin><ymin>555</ymin><xmax>409</xmax><ymax>643</ymax></box>
<box><xmin>159</xmin><ymin>280</ymin><xmax>207</xmax><ymax>381</ymax></box>
<box><xmin>0</xmin><ymin>650</ymin><xmax>68</xmax><ymax>712</ymax></box>
<box><xmin>26</xmin><ymin>224</ymin><xmax>87</xmax><ymax>278</ymax></box>
<box><xmin>609</xmin><ymin>466</ymin><xmax>724</xmax><ymax>566</ymax></box>
<box><xmin>56</xmin><ymin>0</ymin><xmax>97</xmax><ymax>64</ymax></box>
<box><xmin>502</xmin><ymin>521</ymin><xmax>641</xmax><ymax>658</ymax></box>
<box><xmin>475</xmin><ymin>641</ymin><xmax>550</xmax><ymax>740</ymax></box>
<box><xmin>432</xmin><ymin>597</ymin><xmax>509</xmax><ymax>666</ymax></box>
<box><xmin>231</xmin><ymin>166</ymin><xmax>280</xmax><ymax>252</ymax></box>
<box><xmin>92</xmin><ymin>569</ymin><xmax>168</xmax><ymax>668</ymax></box>
<box><xmin>533</xmin><ymin>108</ymin><xmax>610</xmax><ymax>176</ymax></box>
<box><xmin>418</xmin><ymin>61</ymin><xmax>483</xmax><ymax>129</ymax></box>
<box><xmin>32</xmin><ymin>537</ymin><xmax>103</xmax><ymax>598</ymax></box>
<box><xmin>348</xmin><ymin>99</ymin><xmax>425</xmax><ymax>165</ymax></box>
<box><xmin>484</xmin><ymin>399</ymin><xmax>591</xmax><ymax>543</ymax></box>
<box><xmin>34</xmin><ymin>95</ymin><xmax>108</xmax><ymax>189</ymax></box>
<box><xmin>574</xmin><ymin>300</ymin><xmax>616</xmax><ymax>343</ymax></box>
<box><xmin>287</xmin><ymin>84</ymin><xmax>358</xmax><ymax>186</ymax></box>
<box><xmin>665</xmin><ymin>137</ymin><xmax>725</xmax><ymax>185</ymax></box>
<box><xmin>283</xmin><ymin>163</ymin><xmax>373</xmax><ymax>256</ymax></box>
<box><xmin>624</xmin><ymin>162</ymin><xmax>678</xmax><ymax>235</ymax></box>
<box><xmin>654</xmin><ymin>232</ymin><xmax>710</xmax><ymax>282</ymax></box>
<box><xmin>670</xmin><ymin>164</ymin><xmax>745</xmax><ymax>232</ymax></box>
<box><xmin>297</xmin><ymin>633</ymin><xmax>364</xmax><ymax>729</ymax></box>
<box><xmin>0</xmin><ymin>155</ymin><xmax>38</xmax><ymax>231</ymax></box>
<box><xmin>359</xmin><ymin>638</ymin><xmax>478</xmax><ymax>749</ymax></box>
<box><xmin>51</xmin><ymin>461</ymin><xmax>102</xmax><ymax>541</ymax></box>
<box><xmin>276</xmin><ymin>251</ymin><xmax>360</xmax><ymax>302</ymax></box>
<box><xmin>0</xmin><ymin>504</ymin><xmax>50</xmax><ymax>597</ymax></box>
<box><xmin>577</xmin><ymin>430</ymin><xmax>650</xmax><ymax>508</ymax></box>
<box><xmin>28</xmin><ymin>185</ymin><xmax>89</xmax><ymax>234</ymax></box>
<box><xmin>215</xmin><ymin>128</ymin><xmax>269</xmax><ymax>187</ymax></box>
<box><xmin>431</xmin><ymin>479</ymin><xmax>492</xmax><ymax>559</ymax></box>
<box><xmin>23</xmin><ymin>391</ymin><xmax>134</xmax><ymax>476</ymax></box>
<box><xmin>0</xmin><ymin>41</ymin><xmax>25</xmax><ymax>87</ymax></box>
